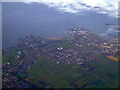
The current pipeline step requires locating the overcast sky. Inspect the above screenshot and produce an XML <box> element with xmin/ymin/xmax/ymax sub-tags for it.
<box><xmin>2</xmin><ymin>0</ymin><xmax>118</xmax><ymax>18</ymax></box>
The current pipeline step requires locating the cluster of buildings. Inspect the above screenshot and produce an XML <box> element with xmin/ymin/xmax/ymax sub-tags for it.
<box><xmin>2</xmin><ymin>28</ymin><xmax>119</xmax><ymax>88</ymax></box>
<box><xmin>2</xmin><ymin>62</ymin><xmax>36</xmax><ymax>88</ymax></box>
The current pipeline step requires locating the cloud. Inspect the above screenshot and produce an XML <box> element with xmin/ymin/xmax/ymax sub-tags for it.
<box><xmin>100</xmin><ymin>24</ymin><xmax>118</xmax><ymax>37</ymax></box>
<box><xmin>2</xmin><ymin>0</ymin><xmax>119</xmax><ymax>18</ymax></box>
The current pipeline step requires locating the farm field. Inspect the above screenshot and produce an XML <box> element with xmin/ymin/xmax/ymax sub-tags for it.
<box><xmin>25</xmin><ymin>55</ymin><xmax>118</xmax><ymax>88</ymax></box>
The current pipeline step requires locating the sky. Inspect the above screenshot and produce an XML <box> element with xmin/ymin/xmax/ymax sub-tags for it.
<box><xmin>2</xmin><ymin>0</ymin><xmax>119</xmax><ymax>18</ymax></box>
<box><xmin>2</xmin><ymin>0</ymin><xmax>118</xmax><ymax>49</ymax></box>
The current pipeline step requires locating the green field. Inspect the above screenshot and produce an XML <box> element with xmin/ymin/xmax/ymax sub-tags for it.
<box><xmin>2</xmin><ymin>47</ymin><xmax>19</xmax><ymax>66</ymax></box>
<box><xmin>26</xmin><ymin>55</ymin><xmax>118</xmax><ymax>88</ymax></box>
<box><xmin>57</xmin><ymin>41</ymin><xmax>75</xmax><ymax>49</ymax></box>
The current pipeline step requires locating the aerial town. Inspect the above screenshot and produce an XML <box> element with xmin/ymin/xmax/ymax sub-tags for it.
<box><xmin>2</xmin><ymin>28</ymin><xmax>119</xmax><ymax>88</ymax></box>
